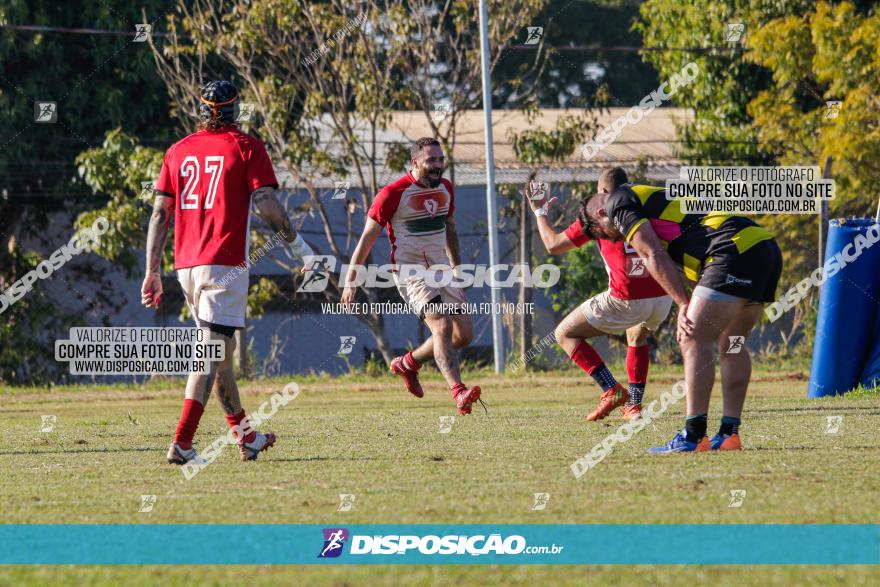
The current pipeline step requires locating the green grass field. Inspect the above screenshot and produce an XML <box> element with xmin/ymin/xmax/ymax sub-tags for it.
<box><xmin>1</xmin><ymin>364</ymin><xmax>878</xmax><ymax>585</ymax></box>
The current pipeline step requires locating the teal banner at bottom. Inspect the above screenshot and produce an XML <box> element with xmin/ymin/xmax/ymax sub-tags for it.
<box><xmin>0</xmin><ymin>524</ymin><xmax>877</xmax><ymax>565</ymax></box>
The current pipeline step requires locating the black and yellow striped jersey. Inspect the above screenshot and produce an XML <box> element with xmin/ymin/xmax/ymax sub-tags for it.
<box><xmin>606</xmin><ymin>184</ymin><xmax>775</xmax><ymax>282</ymax></box>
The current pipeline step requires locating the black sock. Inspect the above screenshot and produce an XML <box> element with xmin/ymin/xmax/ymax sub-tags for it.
<box><xmin>719</xmin><ymin>416</ymin><xmax>741</xmax><ymax>436</ymax></box>
<box><xmin>684</xmin><ymin>414</ymin><xmax>707</xmax><ymax>443</ymax></box>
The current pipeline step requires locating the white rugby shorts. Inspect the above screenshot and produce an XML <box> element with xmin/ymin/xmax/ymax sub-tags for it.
<box><xmin>580</xmin><ymin>291</ymin><xmax>672</xmax><ymax>336</ymax></box>
<box><xmin>176</xmin><ymin>264</ymin><xmax>248</xmax><ymax>328</ymax></box>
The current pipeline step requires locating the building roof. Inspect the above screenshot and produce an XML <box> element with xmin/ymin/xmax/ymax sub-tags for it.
<box><xmin>277</xmin><ymin>107</ymin><xmax>692</xmax><ymax>189</ymax></box>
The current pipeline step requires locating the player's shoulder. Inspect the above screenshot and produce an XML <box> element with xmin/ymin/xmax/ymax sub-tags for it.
<box><xmin>564</xmin><ymin>217</ymin><xmax>591</xmax><ymax>247</ymax></box>
<box><xmin>380</xmin><ymin>173</ymin><xmax>415</xmax><ymax>197</ymax></box>
<box><xmin>221</xmin><ymin>129</ymin><xmax>270</xmax><ymax>161</ymax></box>
<box><xmin>176</xmin><ymin>128</ymin><xmax>265</xmax><ymax>150</ymax></box>
<box><xmin>165</xmin><ymin>131</ymin><xmax>203</xmax><ymax>158</ymax></box>
<box><xmin>608</xmin><ymin>183</ymin><xmax>636</xmax><ymax>199</ymax></box>
<box><xmin>606</xmin><ymin>184</ymin><xmax>642</xmax><ymax>209</ymax></box>
<box><xmin>167</xmin><ymin>128</ymin><xmax>237</xmax><ymax>153</ymax></box>
<box><xmin>616</xmin><ymin>183</ymin><xmax>666</xmax><ymax>204</ymax></box>
<box><xmin>227</xmin><ymin>128</ymin><xmax>265</xmax><ymax>149</ymax></box>
<box><xmin>566</xmin><ymin>216</ymin><xmax>585</xmax><ymax>235</ymax></box>
<box><xmin>598</xmin><ymin>237</ymin><xmax>626</xmax><ymax>252</ymax></box>
<box><xmin>440</xmin><ymin>177</ymin><xmax>454</xmax><ymax>193</ymax></box>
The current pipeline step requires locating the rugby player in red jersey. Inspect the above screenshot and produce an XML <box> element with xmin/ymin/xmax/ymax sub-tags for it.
<box><xmin>341</xmin><ymin>138</ymin><xmax>482</xmax><ymax>415</ymax></box>
<box><xmin>526</xmin><ymin>168</ymin><xmax>672</xmax><ymax>421</ymax></box>
<box><xmin>142</xmin><ymin>81</ymin><xmax>315</xmax><ymax>465</ymax></box>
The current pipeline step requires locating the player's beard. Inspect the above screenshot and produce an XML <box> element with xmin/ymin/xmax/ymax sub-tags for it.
<box><xmin>419</xmin><ymin>164</ymin><xmax>444</xmax><ymax>188</ymax></box>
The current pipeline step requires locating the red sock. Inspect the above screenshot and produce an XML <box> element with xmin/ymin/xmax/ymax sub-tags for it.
<box><xmin>403</xmin><ymin>352</ymin><xmax>421</xmax><ymax>372</ymax></box>
<box><xmin>570</xmin><ymin>340</ymin><xmax>603</xmax><ymax>375</ymax></box>
<box><xmin>450</xmin><ymin>382</ymin><xmax>467</xmax><ymax>397</ymax></box>
<box><xmin>225</xmin><ymin>410</ymin><xmax>257</xmax><ymax>444</ymax></box>
<box><xmin>174</xmin><ymin>399</ymin><xmax>205</xmax><ymax>450</ymax></box>
<box><xmin>626</xmin><ymin>345</ymin><xmax>650</xmax><ymax>384</ymax></box>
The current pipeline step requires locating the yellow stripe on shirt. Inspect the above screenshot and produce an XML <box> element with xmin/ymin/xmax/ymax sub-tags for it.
<box><xmin>659</xmin><ymin>200</ymin><xmax>686</xmax><ymax>223</ymax></box>
<box><xmin>630</xmin><ymin>185</ymin><xmax>664</xmax><ymax>204</ymax></box>
<box><xmin>682</xmin><ymin>252</ymin><xmax>702</xmax><ymax>282</ymax></box>
<box><xmin>625</xmin><ymin>218</ymin><xmax>648</xmax><ymax>242</ymax></box>
<box><xmin>700</xmin><ymin>213</ymin><xmax>732</xmax><ymax>229</ymax></box>
<box><xmin>731</xmin><ymin>225</ymin><xmax>773</xmax><ymax>254</ymax></box>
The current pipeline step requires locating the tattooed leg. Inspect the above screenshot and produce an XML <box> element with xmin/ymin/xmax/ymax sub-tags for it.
<box><xmin>184</xmin><ymin>330</ymin><xmax>238</xmax><ymax>409</ymax></box>
<box><xmin>423</xmin><ymin>314</ymin><xmax>461</xmax><ymax>387</ymax></box>
<box><xmin>213</xmin><ymin>333</ymin><xmax>242</xmax><ymax>416</ymax></box>
<box><xmin>412</xmin><ymin>313</ymin><xmax>473</xmax><ymax>363</ymax></box>
<box><xmin>184</xmin><ymin>361</ymin><xmax>217</xmax><ymax>406</ymax></box>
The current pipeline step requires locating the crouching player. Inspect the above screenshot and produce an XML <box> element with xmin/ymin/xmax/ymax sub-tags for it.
<box><xmin>341</xmin><ymin>138</ymin><xmax>482</xmax><ymax>415</ymax></box>
<box><xmin>527</xmin><ymin>168</ymin><xmax>671</xmax><ymax>421</ymax></box>
<box><xmin>142</xmin><ymin>80</ymin><xmax>314</xmax><ymax>464</ymax></box>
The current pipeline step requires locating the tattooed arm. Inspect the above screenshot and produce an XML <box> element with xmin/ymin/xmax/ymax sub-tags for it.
<box><xmin>445</xmin><ymin>216</ymin><xmax>461</xmax><ymax>267</ymax></box>
<box><xmin>252</xmin><ymin>186</ymin><xmax>314</xmax><ymax>260</ymax></box>
<box><xmin>141</xmin><ymin>195</ymin><xmax>173</xmax><ymax>309</ymax></box>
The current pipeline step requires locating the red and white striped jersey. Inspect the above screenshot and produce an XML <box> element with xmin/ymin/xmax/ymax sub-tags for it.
<box><xmin>367</xmin><ymin>172</ymin><xmax>455</xmax><ymax>266</ymax></box>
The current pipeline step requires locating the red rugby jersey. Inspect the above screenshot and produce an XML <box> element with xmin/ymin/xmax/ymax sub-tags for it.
<box><xmin>155</xmin><ymin>128</ymin><xmax>278</xmax><ymax>269</ymax></box>
<box><xmin>563</xmin><ymin>218</ymin><xmax>667</xmax><ymax>300</ymax></box>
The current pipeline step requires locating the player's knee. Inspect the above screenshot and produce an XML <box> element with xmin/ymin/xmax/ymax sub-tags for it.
<box><xmin>431</xmin><ymin>316</ymin><xmax>453</xmax><ymax>339</ymax></box>
<box><xmin>688</xmin><ymin>321</ymin><xmax>720</xmax><ymax>345</ymax></box>
<box><xmin>678</xmin><ymin>334</ymin><xmax>702</xmax><ymax>354</ymax></box>
<box><xmin>627</xmin><ymin>326</ymin><xmax>649</xmax><ymax>346</ymax></box>
<box><xmin>554</xmin><ymin>322</ymin><xmax>572</xmax><ymax>344</ymax></box>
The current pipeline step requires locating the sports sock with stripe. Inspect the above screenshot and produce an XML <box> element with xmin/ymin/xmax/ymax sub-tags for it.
<box><xmin>625</xmin><ymin>345</ymin><xmax>649</xmax><ymax>406</ymax></box>
<box><xmin>226</xmin><ymin>410</ymin><xmax>257</xmax><ymax>444</ymax></box>
<box><xmin>570</xmin><ymin>340</ymin><xmax>618</xmax><ymax>392</ymax></box>
<box><xmin>174</xmin><ymin>398</ymin><xmax>204</xmax><ymax>450</ymax></box>
<box><xmin>684</xmin><ymin>414</ymin><xmax>707</xmax><ymax>443</ymax></box>
<box><xmin>403</xmin><ymin>352</ymin><xmax>421</xmax><ymax>372</ymax></box>
<box><xmin>718</xmin><ymin>416</ymin><xmax>741</xmax><ymax>436</ymax></box>
<box><xmin>626</xmin><ymin>383</ymin><xmax>645</xmax><ymax>407</ymax></box>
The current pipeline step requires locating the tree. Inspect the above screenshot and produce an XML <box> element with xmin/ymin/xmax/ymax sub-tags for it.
<box><xmin>388</xmin><ymin>0</ymin><xmax>546</xmax><ymax>185</ymax></box>
<box><xmin>635</xmin><ymin>0</ymin><xmax>874</xmax><ymax>294</ymax></box>
<box><xmin>746</xmin><ymin>1</ymin><xmax>880</xmax><ymax>216</ymax></box>
<box><xmin>504</xmin><ymin>111</ymin><xmax>600</xmax><ymax>365</ymax></box>
<box><xmin>634</xmin><ymin>0</ymin><xmax>803</xmax><ymax>166</ymax></box>
<box><xmin>0</xmin><ymin>0</ymin><xmax>175</xmax><ymax>382</ymax></box>
<box><xmin>493</xmin><ymin>0</ymin><xmax>660</xmax><ymax>109</ymax></box>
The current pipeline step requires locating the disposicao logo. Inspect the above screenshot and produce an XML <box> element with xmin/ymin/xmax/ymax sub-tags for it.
<box><xmin>317</xmin><ymin>530</ymin><xmax>564</xmax><ymax>558</ymax></box>
<box><xmin>318</xmin><ymin>528</ymin><xmax>349</xmax><ymax>558</ymax></box>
